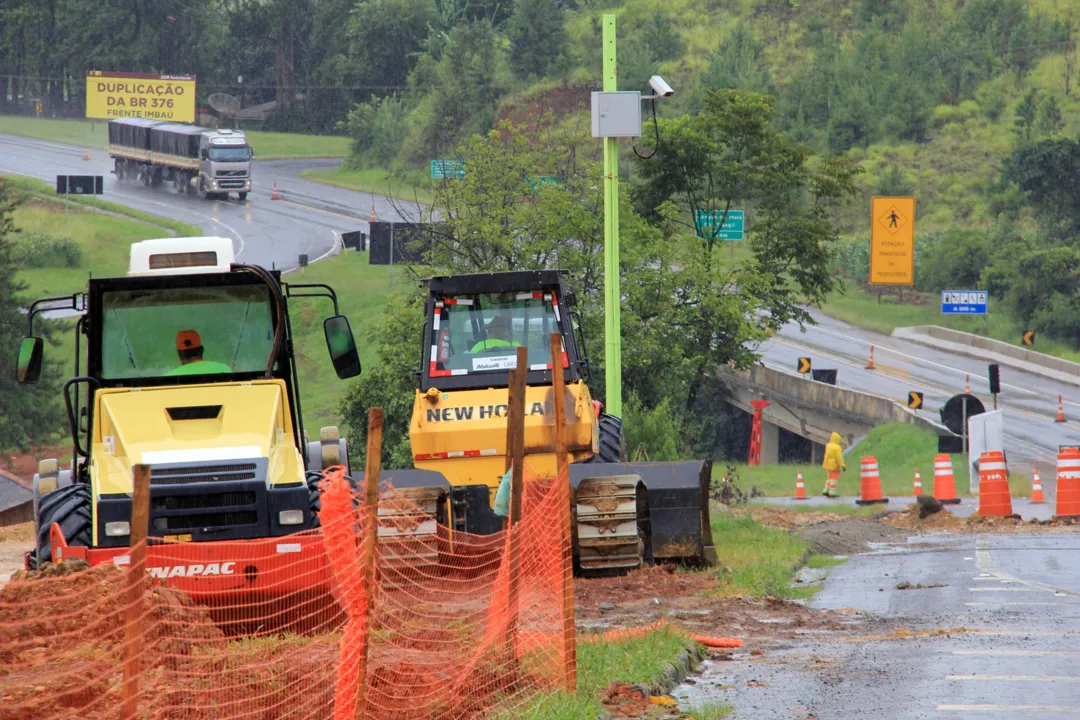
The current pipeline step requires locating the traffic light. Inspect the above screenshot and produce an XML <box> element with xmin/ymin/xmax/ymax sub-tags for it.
<box><xmin>988</xmin><ymin>363</ymin><xmax>1000</xmax><ymax>395</ymax></box>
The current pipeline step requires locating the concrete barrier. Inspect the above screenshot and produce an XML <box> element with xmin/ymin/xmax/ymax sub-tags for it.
<box><xmin>719</xmin><ymin>363</ymin><xmax>946</xmax><ymax>450</ymax></box>
<box><xmin>893</xmin><ymin>325</ymin><xmax>1080</xmax><ymax>388</ymax></box>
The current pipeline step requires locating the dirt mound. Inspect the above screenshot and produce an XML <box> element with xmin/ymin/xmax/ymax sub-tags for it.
<box><xmin>881</xmin><ymin>503</ymin><xmax>1080</xmax><ymax>532</ymax></box>
<box><xmin>798</xmin><ymin>519</ymin><xmax>908</xmax><ymax>555</ymax></box>
<box><xmin>0</xmin><ymin>521</ymin><xmax>34</xmax><ymax>543</ymax></box>
<box><xmin>744</xmin><ymin>506</ymin><xmax>858</xmax><ymax>530</ymax></box>
<box><xmin>575</xmin><ymin>564</ymin><xmax>716</xmax><ymax>615</ymax></box>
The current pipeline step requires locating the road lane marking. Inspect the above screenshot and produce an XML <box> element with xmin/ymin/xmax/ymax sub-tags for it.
<box><xmin>948</xmin><ymin>675</ymin><xmax>1080</xmax><ymax>681</ymax></box>
<box><xmin>976</xmin><ymin>536</ymin><xmax>1080</xmax><ymax>599</ymax></box>
<box><xmin>967</xmin><ymin>587</ymin><xmax>1041</xmax><ymax>595</ymax></box>
<box><xmin>939</xmin><ymin>705</ymin><xmax>1080</xmax><ymax>712</ymax></box>
<box><xmin>965</xmin><ymin>602</ymin><xmax>1068</xmax><ymax>606</ymax></box>
<box><xmin>955</xmin><ymin>650</ymin><xmax>1080</xmax><ymax>657</ymax></box>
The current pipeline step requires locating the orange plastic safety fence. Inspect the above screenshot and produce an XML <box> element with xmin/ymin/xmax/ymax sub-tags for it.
<box><xmin>0</xmin><ymin>467</ymin><xmax>575</xmax><ymax>720</ymax></box>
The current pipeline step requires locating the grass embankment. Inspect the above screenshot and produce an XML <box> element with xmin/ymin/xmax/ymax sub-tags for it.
<box><xmin>0</xmin><ymin>115</ymin><xmax>349</xmax><ymax>160</ymax></box>
<box><xmin>821</xmin><ymin>280</ymin><xmax>1080</xmax><ymax>364</ymax></box>
<box><xmin>300</xmin><ymin>166</ymin><xmax>436</xmax><ymax>206</ymax></box>
<box><xmin>721</xmin><ymin>422</ymin><xmax>1030</xmax><ymax>498</ymax></box>
<box><xmin>505</xmin><ymin>624</ymin><xmax>729</xmax><ymax>719</ymax></box>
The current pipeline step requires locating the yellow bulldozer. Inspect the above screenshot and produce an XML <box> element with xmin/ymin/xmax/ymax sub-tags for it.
<box><xmin>380</xmin><ymin>270</ymin><xmax>716</xmax><ymax>572</ymax></box>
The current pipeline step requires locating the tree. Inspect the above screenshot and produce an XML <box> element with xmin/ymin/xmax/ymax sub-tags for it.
<box><xmin>0</xmin><ymin>180</ymin><xmax>65</xmax><ymax>452</ymax></box>
<box><xmin>642</xmin><ymin>10</ymin><xmax>682</xmax><ymax>63</ymax></box>
<box><xmin>696</xmin><ymin>21</ymin><xmax>773</xmax><ymax>101</ymax></box>
<box><xmin>1001</xmin><ymin>137</ymin><xmax>1080</xmax><ymax>237</ymax></box>
<box><xmin>1012</xmin><ymin>88</ymin><xmax>1038</xmax><ymax>144</ymax></box>
<box><xmin>507</xmin><ymin>0</ymin><xmax>568</xmax><ymax>80</ymax></box>
<box><xmin>348</xmin><ymin>0</ymin><xmax>438</xmax><ymax>92</ymax></box>
<box><xmin>1036</xmin><ymin>95</ymin><xmax>1064</xmax><ymax>138</ymax></box>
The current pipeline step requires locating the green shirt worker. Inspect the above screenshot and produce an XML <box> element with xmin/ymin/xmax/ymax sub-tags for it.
<box><xmin>167</xmin><ymin>329</ymin><xmax>233</xmax><ymax>377</ymax></box>
<box><xmin>470</xmin><ymin>315</ymin><xmax>519</xmax><ymax>353</ymax></box>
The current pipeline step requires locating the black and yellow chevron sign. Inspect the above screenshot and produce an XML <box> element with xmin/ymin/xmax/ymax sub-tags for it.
<box><xmin>1022</xmin><ymin>330</ymin><xmax>1035</xmax><ymax>346</ymax></box>
<box><xmin>908</xmin><ymin>391</ymin><xmax>924</xmax><ymax>410</ymax></box>
<box><xmin>798</xmin><ymin>357</ymin><xmax>812</xmax><ymax>374</ymax></box>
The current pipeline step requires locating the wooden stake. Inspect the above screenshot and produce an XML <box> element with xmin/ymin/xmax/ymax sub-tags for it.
<box><xmin>122</xmin><ymin>464</ymin><xmax>150</xmax><ymax>720</ymax></box>
<box><xmin>550</xmin><ymin>333</ymin><xmax>577</xmax><ymax>690</ymax></box>
<box><xmin>356</xmin><ymin>407</ymin><xmax>383</xmax><ymax>719</ymax></box>
<box><xmin>505</xmin><ymin>346</ymin><xmax>528</xmax><ymax>652</ymax></box>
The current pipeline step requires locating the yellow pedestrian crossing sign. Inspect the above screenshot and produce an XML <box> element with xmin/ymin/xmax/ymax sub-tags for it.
<box><xmin>908</xmin><ymin>391</ymin><xmax>923</xmax><ymax>410</ymax></box>
<box><xmin>798</xmin><ymin>357</ymin><xmax>812</xmax><ymax>374</ymax></box>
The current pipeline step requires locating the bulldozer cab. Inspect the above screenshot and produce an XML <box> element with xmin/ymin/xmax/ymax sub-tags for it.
<box><xmin>421</xmin><ymin>270</ymin><xmax>587</xmax><ymax>392</ymax></box>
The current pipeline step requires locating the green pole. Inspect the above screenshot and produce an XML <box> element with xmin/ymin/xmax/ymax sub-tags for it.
<box><xmin>602</xmin><ymin>13</ymin><xmax>622</xmax><ymax>419</ymax></box>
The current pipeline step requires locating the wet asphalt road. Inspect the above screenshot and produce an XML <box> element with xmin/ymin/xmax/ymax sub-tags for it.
<box><xmin>678</xmin><ymin>530</ymin><xmax>1080</xmax><ymax>718</ymax></box>
<box><xmin>0</xmin><ymin>134</ymin><xmax>416</xmax><ymax>272</ymax></box>
<box><xmin>760</xmin><ymin>310</ymin><xmax>1079</xmax><ymax>480</ymax></box>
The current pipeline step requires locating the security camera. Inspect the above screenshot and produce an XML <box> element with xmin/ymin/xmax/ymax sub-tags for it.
<box><xmin>649</xmin><ymin>75</ymin><xmax>674</xmax><ymax>97</ymax></box>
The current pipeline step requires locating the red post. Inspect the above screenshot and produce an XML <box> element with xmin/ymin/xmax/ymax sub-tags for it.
<box><xmin>749</xmin><ymin>399</ymin><xmax>770</xmax><ymax>466</ymax></box>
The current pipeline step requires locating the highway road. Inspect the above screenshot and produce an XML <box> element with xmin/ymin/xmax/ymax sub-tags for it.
<box><xmin>759</xmin><ymin>309</ymin><xmax>1078</xmax><ymax>481</ymax></box>
<box><xmin>0</xmin><ymin>133</ymin><xmax>419</xmax><ymax>272</ymax></box>
<box><xmin>3</xmin><ymin>132</ymin><xmax>1072</xmax><ymax>477</ymax></box>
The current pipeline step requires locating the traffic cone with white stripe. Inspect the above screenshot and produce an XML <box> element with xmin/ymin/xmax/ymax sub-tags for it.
<box><xmin>976</xmin><ymin>450</ymin><xmax>1013</xmax><ymax>517</ymax></box>
<box><xmin>1055</xmin><ymin>448</ymin><xmax>1080</xmax><ymax>519</ymax></box>
<box><xmin>271</xmin><ymin>182</ymin><xmax>279</xmax><ymax>200</ymax></box>
<box><xmin>913</xmin><ymin>469</ymin><xmax>923</xmax><ymax>496</ymax></box>
<box><xmin>82</xmin><ymin>148</ymin><xmax>89</xmax><ymax>161</ymax></box>
<box><xmin>1030</xmin><ymin>470</ymin><xmax>1045</xmax><ymax>504</ymax></box>
<box><xmin>370</xmin><ymin>199</ymin><xmax>377</xmax><ymax>223</ymax></box>
<box><xmin>1056</xmin><ymin>395</ymin><xmax>1066</xmax><ymax>423</ymax></box>
<box><xmin>866</xmin><ymin>345</ymin><xmax>876</xmax><ymax>370</ymax></box>
<box><xmin>856</xmin><ymin>456</ymin><xmax>888</xmax><ymax>505</ymax></box>
<box><xmin>933</xmin><ymin>453</ymin><xmax>961</xmax><ymax>504</ymax></box>
<box><xmin>794</xmin><ymin>469</ymin><xmax>808</xmax><ymax>500</ymax></box>
<box><xmin>965</xmin><ymin>374</ymin><xmax>971</xmax><ymax>394</ymax></box>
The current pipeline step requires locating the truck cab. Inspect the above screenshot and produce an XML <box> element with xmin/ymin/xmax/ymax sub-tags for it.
<box><xmin>198</xmin><ymin>129</ymin><xmax>253</xmax><ymax>200</ymax></box>
<box><xmin>16</xmin><ymin>238</ymin><xmax>360</xmax><ymax>567</ymax></box>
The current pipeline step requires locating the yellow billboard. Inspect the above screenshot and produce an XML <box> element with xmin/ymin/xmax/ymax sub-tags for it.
<box><xmin>86</xmin><ymin>71</ymin><xmax>196</xmax><ymax>123</ymax></box>
<box><xmin>869</xmin><ymin>196</ymin><xmax>916</xmax><ymax>285</ymax></box>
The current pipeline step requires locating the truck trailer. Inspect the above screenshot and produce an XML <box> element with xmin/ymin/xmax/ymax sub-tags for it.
<box><xmin>108</xmin><ymin>119</ymin><xmax>253</xmax><ymax>201</ymax></box>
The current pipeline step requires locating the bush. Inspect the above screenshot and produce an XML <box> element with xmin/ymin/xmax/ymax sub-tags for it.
<box><xmin>624</xmin><ymin>393</ymin><xmax>684</xmax><ymax>462</ymax></box>
<box><xmin>10</xmin><ymin>232</ymin><xmax>82</xmax><ymax>267</ymax></box>
<box><xmin>918</xmin><ymin>228</ymin><xmax>989</xmax><ymax>293</ymax></box>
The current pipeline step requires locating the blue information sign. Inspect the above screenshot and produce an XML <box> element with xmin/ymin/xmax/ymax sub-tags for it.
<box><xmin>694</xmin><ymin>209</ymin><xmax>745</xmax><ymax>240</ymax></box>
<box><xmin>941</xmin><ymin>290</ymin><xmax>988</xmax><ymax>315</ymax></box>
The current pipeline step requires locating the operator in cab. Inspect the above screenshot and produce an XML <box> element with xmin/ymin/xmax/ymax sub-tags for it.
<box><xmin>167</xmin><ymin>329</ymin><xmax>232</xmax><ymax>376</ymax></box>
<box><xmin>470</xmin><ymin>315</ymin><xmax>519</xmax><ymax>353</ymax></box>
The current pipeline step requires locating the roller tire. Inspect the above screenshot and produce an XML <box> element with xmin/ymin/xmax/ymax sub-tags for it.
<box><xmin>584</xmin><ymin>413</ymin><xmax>626</xmax><ymax>463</ymax></box>
<box><xmin>307</xmin><ymin>472</ymin><xmax>358</xmax><ymax>528</ymax></box>
<box><xmin>33</xmin><ymin>483</ymin><xmax>92</xmax><ymax>569</ymax></box>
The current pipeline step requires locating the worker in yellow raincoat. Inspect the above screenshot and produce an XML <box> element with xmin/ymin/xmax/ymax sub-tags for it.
<box><xmin>822</xmin><ymin>431</ymin><xmax>845</xmax><ymax>498</ymax></box>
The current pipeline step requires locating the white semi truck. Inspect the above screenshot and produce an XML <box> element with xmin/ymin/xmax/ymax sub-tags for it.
<box><xmin>107</xmin><ymin>119</ymin><xmax>254</xmax><ymax>201</ymax></box>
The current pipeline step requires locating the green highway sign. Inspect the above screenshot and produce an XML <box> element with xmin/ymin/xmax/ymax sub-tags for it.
<box><xmin>694</xmin><ymin>209</ymin><xmax>745</xmax><ymax>240</ymax></box>
<box><xmin>431</xmin><ymin>159</ymin><xmax>465</xmax><ymax>179</ymax></box>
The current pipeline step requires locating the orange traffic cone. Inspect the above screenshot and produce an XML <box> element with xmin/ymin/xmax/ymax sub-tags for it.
<box><xmin>866</xmin><ymin>345</ymin><xmax>876</xmax><ymax>370</ymax></box>
<box><xmin>1030</xmin><ymin>470</ymin><xmax>1045</xmax><ymax>504</ymax></box>
<box><xmin>913</xmin><ymin>469</ymin><xmax>923</xmax><ymax>496</ymax></box>
<box><xmin>965</xmin><ymin>374</ymin><xmax>971</xmax><ymax>394</ymax></box>
<box><xmin>82</xmin><ymin>148</ymin><xmax>89</xmax><ymax>161</ymax></box>
<box><xmin>271</xmin><ymin>182</ymin><xmax>279</xmax><ymax>200</ymax></box>
<box><xmin>1055</xmin><ymin>447</ymin><xmax>1080</xmax><ymax>519</ymax></box>
<box><xmin>1056</xmin><ymin>395</ymin><xmax>1066</xmax><ymax>423</ymax></box>
<box><xmin>933</xmin><ymin>453</ymin><xmax>961</xmax><ymax>504</ymax></box>
<box><xmin>856</xmin><ymin>456</ymin><xmax>889</xmax><ymax>505</ymax></box>
<box><xmin>794</xmin><ymin>469</ymin><xmax>808</xmax><ymax>500</ymax></box>
<box><xmin>976</xmin><ymin>450</ymin><xmax>1013</xmax><ymax>517</ymax></box>
<box><xmin>370</xmin><ymin>199</ymin><xmax>377</xmax><ymax>223</ymax></box>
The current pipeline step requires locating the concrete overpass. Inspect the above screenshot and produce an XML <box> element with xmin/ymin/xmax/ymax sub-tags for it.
<box><xmin>718</xmin><ymin>363</ymin><xmax>946</xmax><ymax>464</ymax></box>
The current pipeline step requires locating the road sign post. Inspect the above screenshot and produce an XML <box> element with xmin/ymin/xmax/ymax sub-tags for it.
<box><xmin>869</xmin><ymin>196</ymin><xmax>915</xmax><ymax>286</ymax></box>
<box><xmin>941</xmin><ymin>290</ymin><xmax>987</xmax><ymax>315</ymax></box>
<box><xmin>601</xmin><ymin>13</ymin><xmax>622</xmax><ymax>419</ymax></box>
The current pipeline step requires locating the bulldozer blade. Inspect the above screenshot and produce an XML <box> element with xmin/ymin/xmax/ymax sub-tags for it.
<box><xmin>570</xmin><ymin>461</ymin><xmax>715</xmax><ymax>566</ymax></box>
